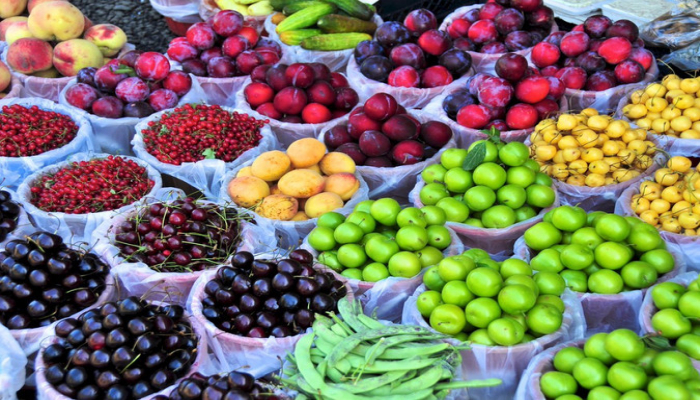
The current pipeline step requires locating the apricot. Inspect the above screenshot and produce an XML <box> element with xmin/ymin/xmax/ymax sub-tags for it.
<box><xmin>306</xmin><ymin>164</ymin><xmax>321</xmax><ymax>174</ymax></box>
<box><xmin>278</xmin><ymin>169</ymin><xmax>325</xmax><ymax>198</ymax></box>
<box><xmin>83</xmin><ymin>24</ymin><xmax>127</xmax><ymax>57</ymax></box>
<box><xmin>270</xmin><ymin>184</ymin><xmax>282</xmax><ymax>195</ymax></box>
<box><xmin>5</xmin><ymin>21</ymin><xmax>34</xmax><ymax>45</ymax></box>
<box><xmin>255</xmin><ymin>194</ymin><xmax>299</xmax><ymax>220</ymax></box>
<box><xmin>53</xmin><ymin>39</ymin><xmax>104</xmax><ymax>77</ymax></box>
<box><xmin>319</xmin><ymin>152</ymin><xmax>356</xmax><ymax>175</ymax></box>
<box><xmin>290</xmin><ymin>211</ymin><xmax>310</xmax><ymax>221</ymax></box>
<box><xmin>227</xmin><ymin>176</ymin><xmax>270</xmax><ymax>208</ymax></box>
<box><xmin>0</xmin><ymin>0</ymin><xmax>27</xmax><ymax>19</ymax></box>
<box><xmin>251</xmin><ymin>150</ymin><xmax>291</xmax><ymax>181</ymax></box>
<box><xmin>305</xmin><ymin>192</ymin><xmax>344</xmax><ymax>218</ymax></box>
<box><xmin>236</xmin><ymin>166</ymin><xmax>253</xmax><ymax>177</ymax></box>
<box><xmin>6</xmin><ymin>38</ymin><xmax>53</xmax><ymax>74</ymax></box>
<box><xmin>28</xmin><ymin>1</ymin><xmax>84</xmax><ymax>41</ymax></box>
<box><xmin>0</xmin><ymin>16</ymin><xmax>28</xmax><ymax>41</ymax></box>
<box><xmin>324</xmin><ymin>173</ymin><xmax>360</xmax><ymax>200</ymax></box>
<box><xmin>286</xmin><ymin>138</ymin><xmax>327</xmax><ymax>168</ymax></box>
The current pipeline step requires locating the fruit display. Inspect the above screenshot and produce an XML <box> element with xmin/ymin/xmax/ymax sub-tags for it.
<box><xmin>0</xmin><ymin>103</ymin><xmax>79</xmax><ymax>157</ymax></box>
<box><xmin>418</xmin><ymin>249</ymin><xmax>567</xmax><ymax>345</ymax></box>
<box><xmin>0</xmin><ymin>231</ymin><xmax>110</xmax><ymax>329</ymax></box>
<box><xmin>416</xmin><ymin>139</ymin><xmax>557</xmax><ymax>229</ymax></box>
<box><xmin>196</xmin><ymin>249</ymin><xmax>347</xmax><ymax>338</ymax></box>
<box><xmin>441</xmin><ymin>1</ymin><xmax>556</xmax><ymax>55</ymax></box>
<box><xmin>530</xmin><ymin>109</ymin><xmax>658</xmax><ymax>188</ymax></box>
<box><xmin>0</xmin><ymin>190</ymin><xmax>21</xmax><ymax>243</ymax></box>
<box><xmin>226</xmin><ymin>138</ymin><xmax>362</xmax><ymax>222</ymax></box>
<box><xmin>535</xmin><ymin>330</ymin><xmax>699</xmax><ymax>400</ymax></box>
<box><xmin>322</xmin><ymin>93</ymin><xmax>454</xmax><ymax>167</ymax></box>
<box><xmin>622</xmin><ymin>75</ymin><xmax>700</xmax><ymax>140</ymax></box>
<box><xmin>38</xmin><ymin>298</ymin><xmax>201</xmax><ymax>399</ymax></box>
<box><xmin>152</xmin><ymin>370</ymin><xmax>280</xmax><ymax>400</ymax></box>
<box><xmin>281</xmin><ymin>297</ymin><xmax>502</xmax><ymax>398</ymax></box>
<box><xmin>242</xmin><ymin>62</ymin><xmax>360</xmax><ymax>124</ymax></box>
<box><xmin>530</xmin><ymin>15</ymin><xmax>652</xmax><ymax>91</ymax></box>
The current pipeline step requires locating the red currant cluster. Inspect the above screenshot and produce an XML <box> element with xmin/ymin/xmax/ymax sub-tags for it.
<box><xmin>0</xmin><ymin>105</ymin><xmax>78</xmax><ymax>157</ymax></box>
<box><xmin>29</xmin><ymin>156</ymin><xmax>155</xmax><ymax>214</ymax></box>
<box><xmin>141</xmin><ymin>104</ymin><xmax>267</xmax><ymax>165</ymax></box>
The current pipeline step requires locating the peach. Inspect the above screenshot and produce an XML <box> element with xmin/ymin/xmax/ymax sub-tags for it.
<box><xmin>5</xmin><ymin>22</ymin><xmax>34</xmax><ymax>45</ymax></box>
<box><xmin>84</xmin><ymin>24</ymin><xmax>127</xmax><ymax>57</ymax></box>
<box><xmin>28</xmin><ymin>1</ymin><xmax>84</xmax><ymax>41</ymax></box>
<box><xmin>305</xmin><ymin>192</ymin><xmax>344</xmax><ymax>218</ymax></box>
<box><xmin>319</xmin><ymin>152</ymin><xmax>356</xmax><ymax>175</ymax></box>
<box><xmin>28</xmin><ymin>0</ymin><xmax>66</xmax><ymax>13</ymax></box>
<box><xmin>0</xmin><ymin>61</ymin><xmax>11</xmax><ymax>93</ymax></box>
<box><xmin>251</xmin><ymin>150</ymin><xmax>291</xmax><ymax>181</ymax></box>
<box><xmin>32</xmin><ymin>67</ymin><xmax>59</xmax><ymax>77</ymax></box>
<box><xmin>227</xmin><ymin>175</ymin><xmax>270</xmax><ymax>208</ymax></box>
<box><xmin>6</xmin><ymin>38</ymin><xmax>53</xmax><ymax>74</ymax></box>
<box><xmin>290</xmin><ymin>211</ymin><xmax>309</xmax><ymax>221</ymax></box>
<box><xmin>53</xmin><ymin>39</ymin><xmax>104</xmax><ymax>77</ymax></box>
<box><xmin>236</xmin><ymin>166</ymin><xmax>253</xmax><ymax>177</ymax></box>
<box><xmin>0</xmin><ymin>0</ymin><xmax>27</xmax><ymax>19</ymax></box>
<box><xmin>286</xmin><ymin>138</ymin><xmax>327</xmax><ymax>168</ymax></box>
<box><xmin>0</xmin><ymin>17</ymin><xmax>28</xmax><ymax>41</ymax></box>
<box><xmin>255</xmin><ymin>194</ymin><xmax>299</xmax><ymax>220</ymax></box>
<box><xmin>278</xmin><ymin>169</ymin><xmax>325</xmax><ymax>198</ymax></box>
<box><xmin>324</xmin><ymin>173</ymin><xmax>360</xmax><ymax>200</ymax></box>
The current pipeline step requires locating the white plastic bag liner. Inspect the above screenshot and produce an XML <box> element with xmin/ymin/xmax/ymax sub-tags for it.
<box><xmin>218</xmin><ymin>158</ymin><xmax>370</xmax><ymax>249</ymax></box>
<box><xmin>90</xmin><ymin>189</ymin><xmax>278</xmax><ymax>306</ymax></box>
<box><xmin>236</xmin><ymin>75</ymin><xmax>367</xmax><ymax>148</ymax></box>
<box><xmin>317</xmin><ymin>109</ymin><xmax>458</xmax><ymax>200</ymax></box>
<box><xmin>187</xmin><ymin>267</ymin><xmax>354</xmax><ymax>377</ymax></box>
<box><xmin>299</xmin><ymin>227</ymin><xmax>464</xmax><ymax>322</ymax></box>
<box><xmin>0</xmin><ymin>324</ymin><xmax>27</xmax><ymax>400</ymax></box>
<box><xmin>439</xmin><ymin>5</ymin><xmax>559</xmax><ymax>75</ymax></box>
<box><xmin>198</xmin><ymin>0</ymin><xmax>268</xmax><ymax>32</ymax></box>
<box><xmin>513</xmin><ymin>236</ymin><xmax>687</xmax><ymax>334</ymax></box>
<box><xmin>3</xmin><ymin>73</ymin><xmax>22</xmax><ymax>99</ymax></box>
<box><xmin>58</xmin><ymin>75</ymin><xmax>207</xmax><ymax>156</ymax></box>
<box><xmin>0</xmin><ymin>188</ymin><xmax>35</xmax><ymax>249</ymax></box>
<box><xmin>133</xmin><ymin>106</ymin><xmax>278</xmax><ymax>199</ymax></box>
<box><xmin>150</xmin><ymin>0</ymin><xmax>201</xmax><ymax>23</ymax></box>
<box><xmin>15</xmin><ymin>152</ymin><xmax>163</xmax><ymax>242</ymax></box>
<box><xmin>35</xmin><ymin>300</ymin><xmax>208</xmax><ymax>400</ymax></box>
<box><xmin>264</xmin><ymin>14</ymin><xmax>384</xmax><ymax>73</ymax></box>
<box><xmin>639</xmin><ymin>271</ymin><xmax>699</xmax><ymax>336</ymax></box>
<box><xmin>0</xmin><ymin>98</ymin><xmax>96</xmax><ymax>191</ymax></box>
<box><xmin>616</xmin><ymin>181</ymin><xmax>700</xmax><ymax>272</ymax></box>
<box><xmin>402</xmin><ymin>284</ymin><xmax>585</xmax><ymax>400</ymax></box>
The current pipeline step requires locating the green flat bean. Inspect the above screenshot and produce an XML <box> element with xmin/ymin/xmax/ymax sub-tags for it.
<box><xmin>314</xmin><ymin>323</ymin><xmax>344</xmax><ymax>345</ymax></box>
<box><xmin>385</xmin><ymin>364</ymin><xmax>443</xmax><ymax>395</ymax></box>
<box><xmin>434</xmin><ymin>378</ymin><xmax>503</xmax><ymax>390</ymax></box>
<box><xmin>337</xmin><ymin>298</ymin><xmax>367</xmax><ymax>333</ymax></box>
<box><xmin>330</xmin><ymin>323</ymin><xmax>349</xmax><ymax>337</ymax></box>
<box><xmin>357</xmin><ymin>313</ymin><xmax>387</xmax><ymax>330</ymax></box>
<box><xmin>314</xmin><ymin>338</ymin><xmax>335</xmax><ymax>355</ymax></box>
<box><xmin>330</xmin><ymin>369</ymin><xmax>409</xmax><ymax>394</ymax></box>
<box><xmin>345</xmin><ymin>353</ymin><xmax>439</xmax><ymax>373</ymax></box>
<box><xmin>326</xmin><ymin>366</ymin><xmax>345</xmax><ymax>383</ymax></box>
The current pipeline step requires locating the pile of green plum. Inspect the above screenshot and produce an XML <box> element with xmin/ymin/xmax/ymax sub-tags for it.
<box><xmin>307</xmin><ymin>198</ymin><xmax>454</xmax><ymax>282</ymax></box>
<box><xmin>418</xmin><ymin>140</ymin><xmax>556</xmax><ymax>229</ymax></box>
<box><xmin>540</xmin><ymin>329</ymin><xmax>700</xmax><ymax>399</ymax></box>
<box><xmin>523</xmin><ymin>206</ymin><xmax>677</xmax><ymax>294</ymax></box>
<box><xmin>648</xmin><ymin>276</ymin><xmax>700</xmax><ymax>360</ymax></box>
<box><xmin>417</xmin><ymin>248</ymin><xmax>565</xmax><ymax>346</ymax></box>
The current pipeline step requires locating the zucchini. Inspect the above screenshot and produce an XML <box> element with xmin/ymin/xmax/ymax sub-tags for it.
<box><xmin>300</xmin><ymin>32</ymin><xmax>372</xmax><ymax>50</ymax></box>
<box><xmin>270</xmin><ymin>0</ymin><xmax>303</xmax><ymax>11</ymax></box>
<box><xmin>322</xmin><ymin>0</ymin><xmax>373</xmax><ymax>21</ymax></box>
<box><xmin>283</xmin><ymin>0</ymin><xmax>326</xmax><ymax>15</ymax></box>
<box><xmin>275</xmin><ymin>3</ymin><xmax>336</xmax><ymax>33</ymax></box>
<box><xmin>279</xmin><ymin>29</ymin><xmax>322</xmax><ymax>45</ymax></box>
<box><xmin>317</xmin><ymin>14</ymin><xmax>376</xmax><ymax>34</ymax></box>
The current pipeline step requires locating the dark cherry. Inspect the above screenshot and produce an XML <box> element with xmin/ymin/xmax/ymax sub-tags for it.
<box><xmin>231</xmin><ymin>274</ymin><xmax>252</xmax><ymax>294</ymax></box>
<box><xmin>224</xmin><ymin>304</ymin><xmax>241</xmax><ymax>317</ymax></box>
<box><xmin>82</xmin><ymin>317</ymin><xmax>103</xmax><ymax>334</ymax></box>
<box><xmin>163</xmin><ymin>334</ymin><xmax>185</xmax><ymax>351</ymax></box>
<box><xmin>238</xmin><ymin>293</ymin><xmax>261</xmax><ymax>313</ymax></box>
<box><xmin>279</xmin><ymin>292</ymin><xmax>302</xmax><ymax>311</ymax></box>
<box><xmin>87</xmin><ymin>331</ymin><xmax>106</xmax><ymax>350</ymax></box>
<box><xmin>289</xmin><ymin>249</ymin><xmax>313</xmax><ymax>266</ymax></box>
<box><xmin>216</xmin><ymin>267</ymin><xmax>237</xmax><ymax>285</ymax></box>
<box><xmin>164</xmin><ymin>304</ymin><xmax>184</xmax><ymax>320</ymax></box>
<box><xmin>231</xmin><ymin>251</ymin><xmax>254</xmax><ymax>269</ymax></box>
<box><xmin>111</xmin><ymin>346</ymin><xmax>136</xmax><ymax>368</ymax></box>
<box><xmin>67</xmin><ymin>328</ymin><xmax>86</xmax><ymax>346</ymax></box>
<box><xmin>45</xmin><ymin>364</ymin><xmax>66</xmax><ymax>384</ymax></box>
<box><xmin>271</xmin><ymin>272</ymin><xmax>293</xmax><ymax>292</ymax></box>
<box><xmin>215</xmin><ymin>288</ymin><xmax>236</xmax><ymax>306</ymax></box>
<box><xmin>105</xmin><ymin>328</ymin><xmax>129</xmax><ymax>348</ymax></box>
<box><xmin>202</xmin><ymin>307</ymin><xmax>221</xmax><ymax>323</ymax></box>
<box><xmin>43</xmin><ymin>343</ymin><xmax>67</xmax><ymax>363</ymax></box>
<box><xmin>154</xmin><ymin>315</ymin><xmax>174</xmax><ymax>332</ymax></box>
<box><xmin>282</xmin><ymin>311</ymin><xmax>296</xmax><ymax>326</ymax></box>
<box><xmin>102</xmin><ymin>313</ymin><xmax>123</xmax><ymax>329</ymax></box>
<box><xmin>89</xmin><ymin>348</ymin><xmax>111</xmax><ymax>369</ymax></box>
<box><xmin>250</xmin><ymin>260</ymin><xmax>273</xmax><ymax>278</ymax></box>
<box><xmin>205</xmin><ymin>280</ymin><xmax>223</xmax><ymax>296</ymax></box>
<box><xmin>105</xmin><ymin>385</ymin><xmax>129</xmax><ymax>400</ymax></box>
<box><xmin>252</xmin><ymin>278</ymin><xmax>272</xmax><ymax>298</ymax></box>
<box><xmin>55</xmin><ymin>318</ymin><xmax>79</xmax><ymax>337</ymax></box>
<box><xmin>55</xmin><ymin>383</ymin><xmax>77</xmax><ymax>397</ymax></box>
<box><xmin>226</xmin><ymin>371</ymin><xmax>255</xmax><ymax>392</ymax></box>
<box><xmin>145</xmin><ymin>352</ymin><xmax>167</xmax><ymax>369</ymax></box>
<box><xmin>233</xmin><ymin>313</ymin><xmax>253</xmax><ymax>333</ymax></box>
<box><xmin>46</xmin><ymin>258</ymin><xmax>70</xmax><ymax>275</ymax></box>
<box><xmin>255</xmin><ymin>311</ymin><xmax>277</xmax><ymax>330</ymax></box>
<box><xmin>65</xmin><ymin>366</ymin><xmax>88</xmax><ymax>388</ymax></box>
<box><xmin>311</xmin><ymin>293</ymin><xmax>336</xmax><ymax>313</ymax></box>
<box><xmin>276</xmin><ymin>259</ymin><xmax>302</xmax><ymax>275</ymax></box>
<box><xmin>135</xmin><ymin>333</ymin><xmax>161</xmax><ymax>354</ymax></box>
<box><xmin>263</xmin><ymin>297</ymin><xmax>279</xmax><ymax>312</ymax></box>
<box><xmin>151</xmin><ymin>369</ymin><xmax>175</xmax><ymax>390</ymax></box>
<box><xmin>70</xmin><ymin>347</ymin><xmax>92</xmax><ymax>366</ymax></box>
<box><xmin>117</xmin><ymin>296</ymin><xmax>143</xmax><ymax>316</ymax></box>
<box><xmin>96</xmin><ymin>370</ymin><xmax>122</xmax><ymax>389</ymax></box>
<box><xmin>202</xmin><ymin>386</ymin><xmax>226</xmax><ymax>400</ymax></box>
<box><xmin>270</xmin><ymin>325</ymin><xmax>292</xmax><ymax>338</ymax></box>
<box><xmin>26</xmin><ymin>249</ymin><xmax>47</xmax><ymax>267</ymax></box>
<box><xmin>127</xmin><ymin>317</ymin><xmax>152</xmax><ymax>336</ymax></box>
<box><xmin>76</xmin><ymin>384</ymin><xmax>101</xmax><ymax>400</ymax></box>
<box><xmin>296</xmin><ymin>277</ymin><xmax>320</xmax><ymax>296</ymax></box>
<box><xmin>123</xmin><ymin>367</ymin><xmax>144</xmax><ymax>384</ymax></box>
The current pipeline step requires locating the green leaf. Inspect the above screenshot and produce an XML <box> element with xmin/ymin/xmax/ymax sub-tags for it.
<box><xmin>111</xmin><ymin>66</ymin><xmax>136</xmax><ymax>77</ymax></box>
<box><xmin>480</xmin><ymin>126</ymin><xmax>502</xmax><ymax>144</ymax></box>
<box><xmin>109</xmin><ymin>189</ymin><xmax>116</xmax><ymax>195</ymax></box>
<box><xmin>643</xmin><ymin>335</ymin><xmax>674</xmax><ymax>351</ymax></box>
<box><xmin>202</xmin><ymin>148</ymin><xmax>217</xmax><ymax>159</ymax></box>
<box><xmin>463</xmin><ymin>142</ymin><xmax>486</xmax><ymax>171</ymax></box>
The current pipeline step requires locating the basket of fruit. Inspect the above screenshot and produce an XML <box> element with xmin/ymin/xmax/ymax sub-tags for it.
<box><xmin>439</xmin><ymin>2</ymin><xmax>558</xmax><ymax>74</ymax></box>
<box><xmin>421</xmin><ymin>53</ymin><xmax>568</xmax><ymax>147</ymax></box>
<box><xmin>617</xmin><ymin>75</ymin><xmax>700</xmax><ymax>156</ymax></box>
<box><xmin>220</xmin><ymin>138</ymin><xmax>370</xmax><ymax>249</ymax></box>
<box><xmin>58</xmin><ymin>51</ymin><xmax>207</xmax><ymax>156</ymax></box>
<box><xmin>410</xmin><ymin>139</ymin><xmax>560</xmax><ymax>256</ymax></box>
<box><xmin>187</xmin><ymin>249</ymin><xmax>352</xmax><ymax>377</ymax></box>
<box><xmin>199</xmin><ymin>0</ymin><xmax>273</xmax><ymax>32</ymax></box>
<box><xmin>90</xmin><ymin>194</ymin><xmax>276</xmax><ymax>306</ymax></box>
<box><xmin>514</xmin><ymin>207</ymin><xmax>687</xmax><ymax>333</ymax></box>
<box><xmin>0</xmin><ymin>98</ymin><xmax>96</xmax><ymax>190</ymax></box>
<box><xmin>615</xmin><ymin>155</ymin><xmax>700</xmax><ymax>272</ymax></box>
<box><xmin>318</xmin><ymin>94</ymin><xmax>458</xmax><ymax>200</ymax></box>
<box><xmin>16</xmin><ymin>153</ymin><xmax>162</xmax><ymax>241</ymax></box>
<box><xmin>34</xmin><ymin>298</ymin><xmax>208</xmax><ymax>400</ymax></box>
<box><xmin>133</xmin><ymin>104</ymin><xmax>276</xmax><ymax>199</ymax></box>
<box><xmin>301</xmin><ymin>199</ymin><xmax>464</xmax><ymax>321</ymax></box>
<box><xmin>528</xmin><ymin>109</ymin><xmax>665</xmax><ymax>212</ymax></box>
<box><xmin>166</xmin><ymin>9</ymin><xmax>286</xmax><ymax>106</ymax></box>
<box><xmin>515</xmin><ymin>330</ymin><xmax>700</xmax><ymax>400</ymax></box>
<box><xmin>1</xmin><ymin>231</ymin><xmax>116</xmax><ymax>357</ymax></box>
<box><xmin>531</xmin><ymin>15</ymin><xmax>659</xmax><ymax>113</ymax></box>
<box><xmin>153</xmin><ymin>371</ymin><xmax>290</xmax><ymax>400</ymax></box>
<box><xmin>346</xmin><ymin>10</ymin><xmax>476</xmax><ymax>109</ymax></box>
<box><xmin>235</xmin><ymin>63</ymin><xmax>363</xmax><ymax>148</ymax></box>
<box><xmin>0</xmin><ymin>324</ymin><xmax>25</xmax><ymax>400</ymax></box>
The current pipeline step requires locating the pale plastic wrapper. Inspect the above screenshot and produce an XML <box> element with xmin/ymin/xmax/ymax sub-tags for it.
<box><xmin>298</xmin><ymin>228</ymin><xmax>464</xmax><ymax>322</ymax></box>
<box><xmin>616</xmin><ymin>181</ymin><xmax>700</xmax><ymax>272</ymax></box>
<box><xmin>346</xmin><ymin>56</ymin><xmax>474</xmax><ymax>109</ymax></box>
<box><xmin>513</xmin><ymin>236</ymin><xmax>688</xmax><ymax>333</ymax></box>
<box><xmin>402</xmin><ymin>284</ymin><xmax>586</xmax><ymax>400</ymax></box>
<box><xmin>15</xmin><ymin>152</ymin><xmax>163</xmax><ymax>242</ymax></box>
<box><xmin>58</xmin><ymin>75</ymin><xmax>208</xmax><ymax>156</ymax></box>
<box><xmin>0</xmin><ymin>324</ymin><xmax>27</xmax><ymax>400</ymax></box>
<box><xmin>198</xmin><ymin>0</ymin><xmax>269</xmax><ymax>32</ymax></box>
<box><xmin>640</xmin><ymin>1</ymin><xmax>700</xmax><ymax>70</ymax></box>
<box><xmin>0</xmin><ymin>97</ymin><xmax>96</xmax><ymax>191</ymax></box>
<box><xmin>439</xmin><ymin>4</ymin><xmax>559</xmax><ymax>75</ymax></box>
<box><xmin>639</xmin><ymin>271</ymin><xmax>699</xmax><ymax>336</ymax></box>
<box><xmin>218</xmin><ymin>158</ymin><xmax>370</xmax><ymax>249</ymax></box>
<box><xmin>235</xmin><ymin>75</ymin><xmax>367</xmax><ymax>148</ymax></box>
<box><xmin>150</xmin><ymin>0</ymin><xmax>202</xmax><ymax>23</ymax></box>
<box><xmin>409</xmin><ymin>176</ymin><xmax>561</xmax><ymax>257</ymax></box>
<box><xmin>90</xmin><ymin>190</ymin><xmax>278</xmax><ymax>306</ymax></box>
<box><xmin>35</xmin><ymin>300</ymin><xmax>209</xmax><ymax>400</ymax></box>
<box><xmin>0</xmin><ymin>188</ymin><xmax>36</xmax><ymax>249</ymax></box>
<box><xmin>264</xmin><ymin>14</ymin><xmax>384</xmax><ymax>73</ymax></box>
<box><xmin>3</xmin><ymin>74</ymin><xmax>22</xmax><ymax>99</ymax></box>
<box><xmin>317</xmin><ymin>109</ymin><xmax>458</xmax><ymax>200</ymax></box>
<box><xmin>188</xmin><ymin>267</ymin><xmax>353</xmax><ymax>377</ymax></box>
<box><xmin>133</xmin><ymin>106</ymin><xmax>278</xmax><ymax>199</ymax></box>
